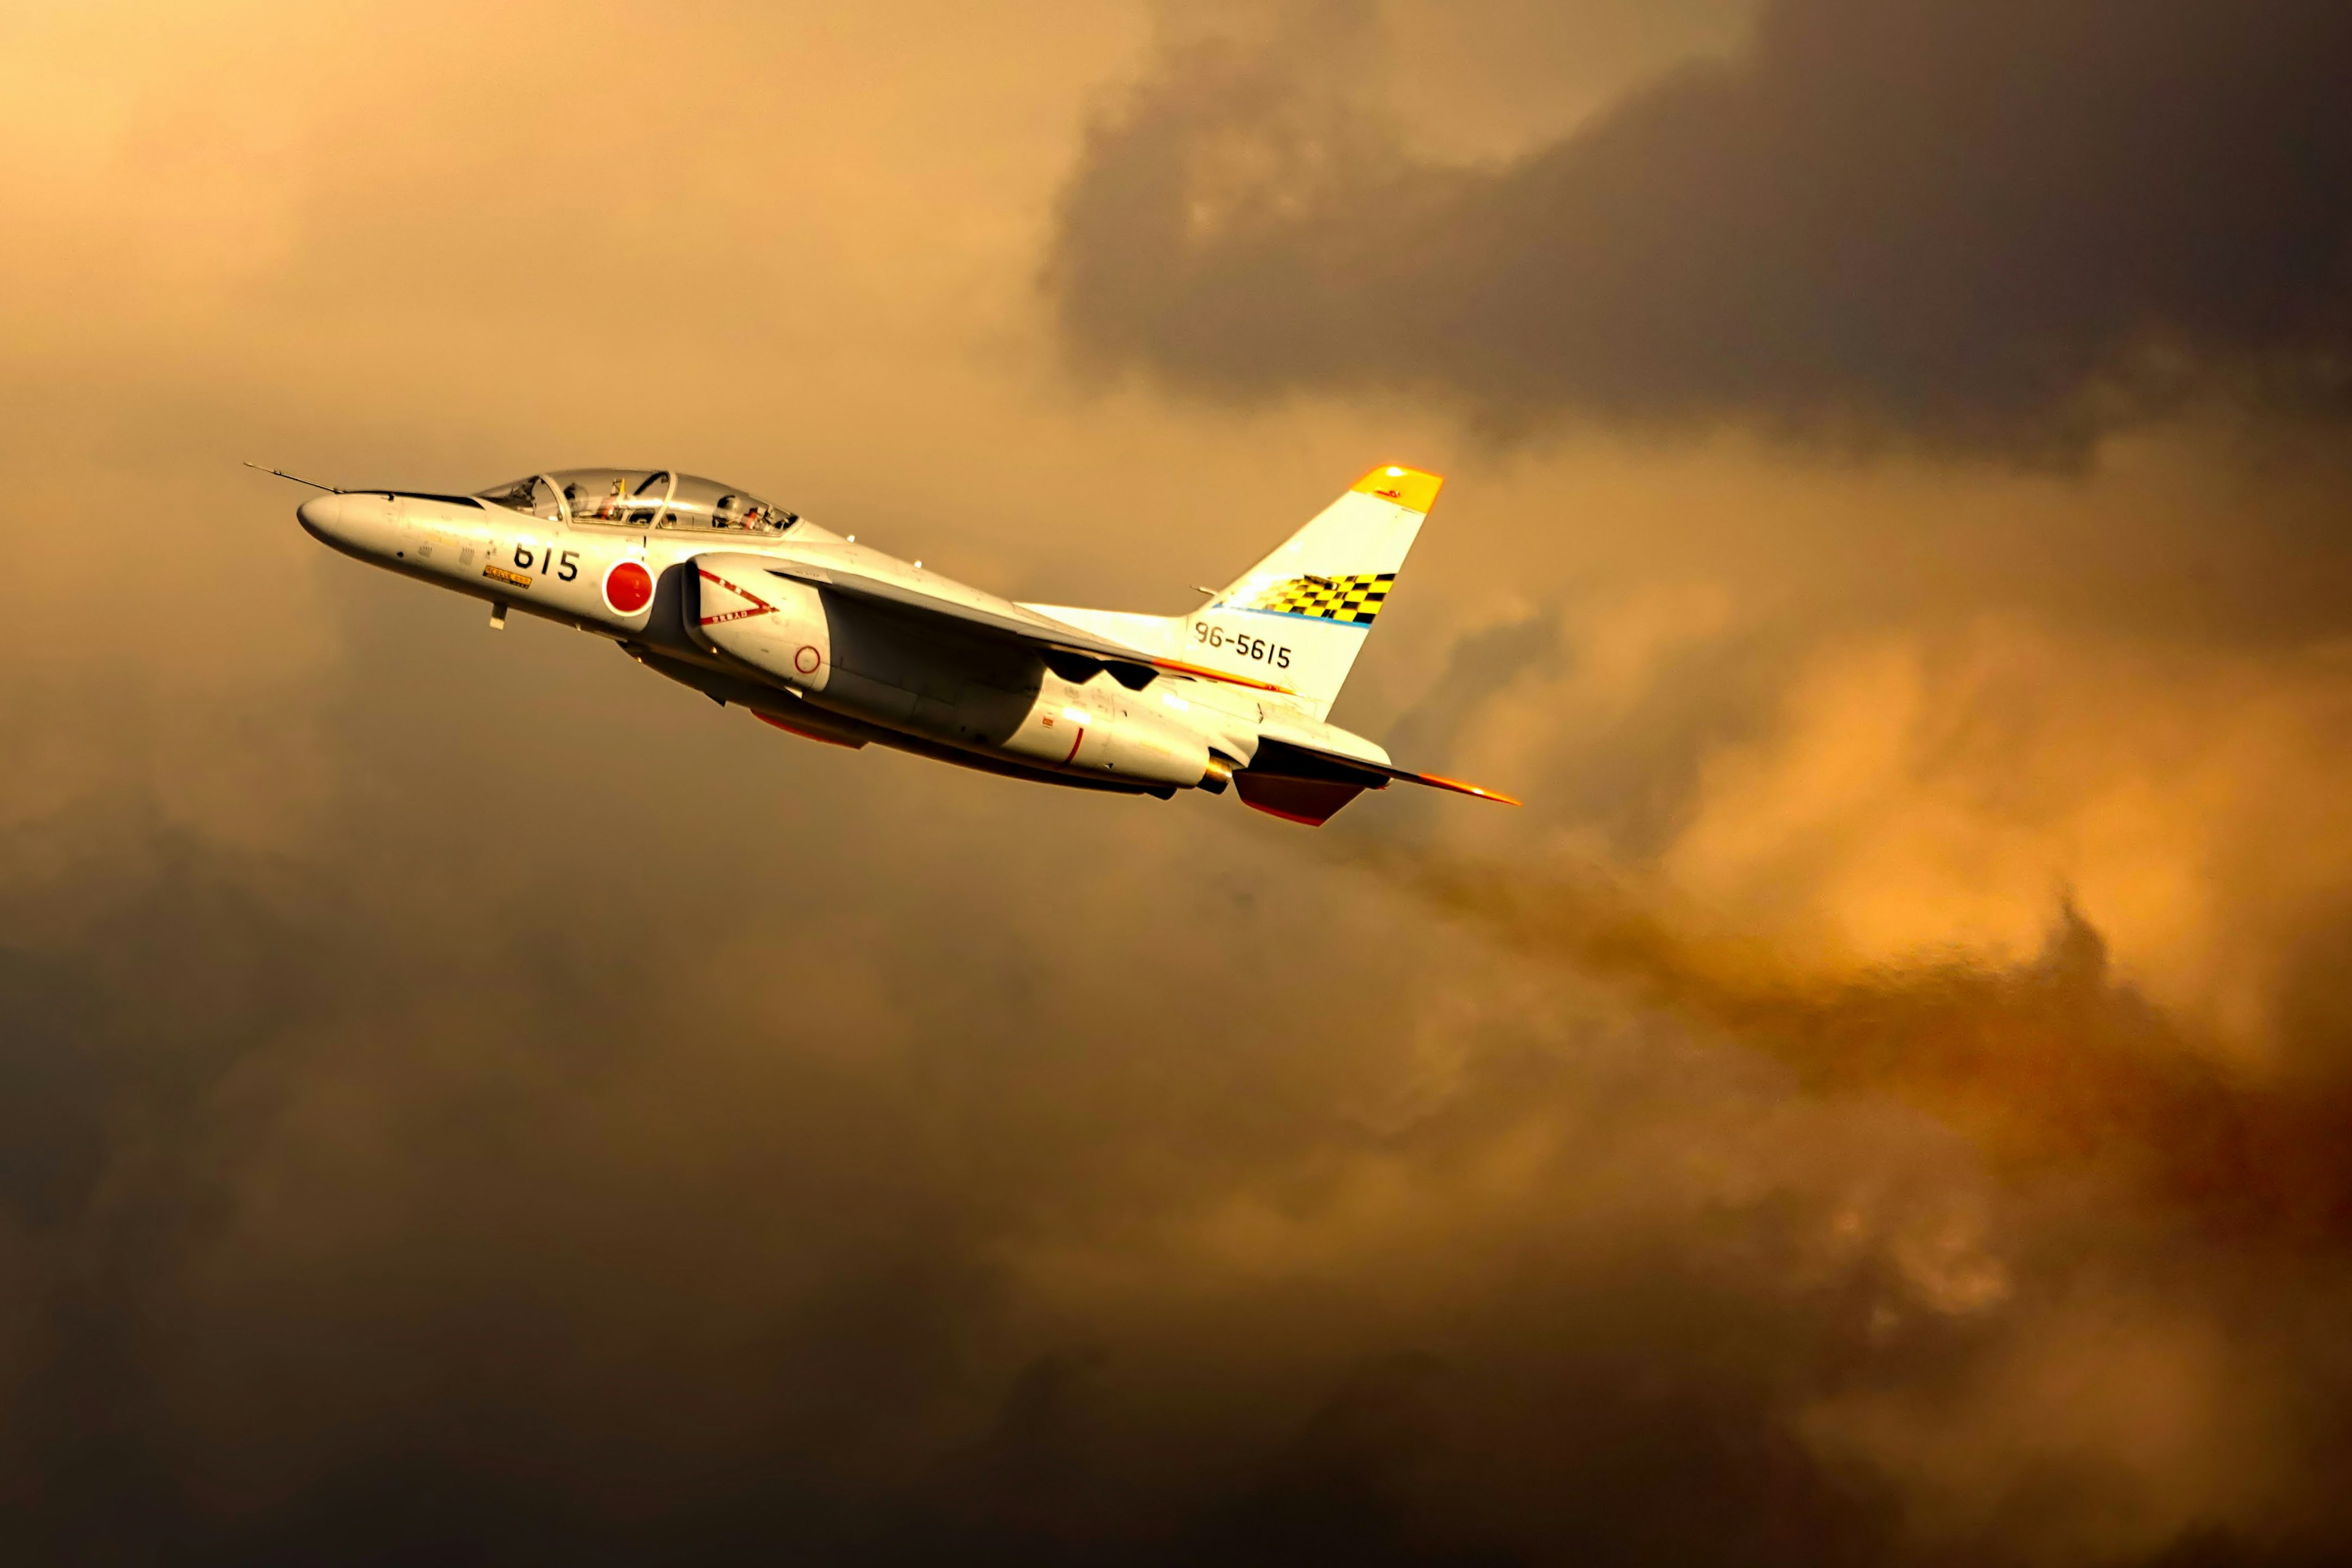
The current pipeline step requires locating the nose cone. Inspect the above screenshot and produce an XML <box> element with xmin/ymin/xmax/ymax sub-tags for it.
<box><xmin>296</xmin><ymin>492</ymin><xmax>354</xmax><ymax>544</ymax></box>
<box><xmin>295</xmin><ymin>492</ymin><xmax>397</xmax><ymax>561</ymax></box>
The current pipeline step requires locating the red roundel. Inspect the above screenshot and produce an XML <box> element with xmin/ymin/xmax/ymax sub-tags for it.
<box><xmin>794</xmin><ymin>644</ymin><xmax>822</xmax><ymax>674</ymax></box>
<box><xmin>603</xmin><ymin>559</ymin><xmax>654</xmax><ymax>615</ymax></box>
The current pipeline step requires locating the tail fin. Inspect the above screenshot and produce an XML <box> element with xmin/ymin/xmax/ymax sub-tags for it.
<box><xmin>1184</xmin><ymin>465</ymin><xmax>1442</xmax><ymax>719</ymax></box>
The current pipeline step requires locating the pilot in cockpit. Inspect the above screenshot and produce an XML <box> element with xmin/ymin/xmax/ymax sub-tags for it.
<box><xmin>572</xmin><ymin>477</ymin><xmax>624</xmax><ymax>522</ymax></box>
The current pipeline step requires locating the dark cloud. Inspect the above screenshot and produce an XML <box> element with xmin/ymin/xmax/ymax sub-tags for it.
<box><xmin>1050</xmin><ymin>0</ymin><xmax>2352</xmax><ymax>454</ymax></box>
<box><xmin>9</xmin><ymin>2</ymin><xmax>2352</xmax><ymax>1563</ymax></box>
<box><xmin>5</xmin><ymin>671</ymin><xmax>2351</xmax><ymax>1565</ymax></box>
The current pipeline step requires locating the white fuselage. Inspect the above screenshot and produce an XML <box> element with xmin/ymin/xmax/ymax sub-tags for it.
<box><xmin>295</xmin><ymin>489</ymin><xmax>1320</xmax><ymax>796</ymax></box>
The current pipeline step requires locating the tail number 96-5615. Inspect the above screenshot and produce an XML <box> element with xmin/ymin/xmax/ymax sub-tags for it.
<box><xmin>1193</xmin><ymin>621</ymin><xmax>1292</xmax><ymax>669</ymax></box>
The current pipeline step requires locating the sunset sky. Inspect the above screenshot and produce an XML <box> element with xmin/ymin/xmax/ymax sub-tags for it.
<box><xmin>6</xmin><ymin>1</ymin><xmax>2352</xmax><ymax>1561</ymax></box>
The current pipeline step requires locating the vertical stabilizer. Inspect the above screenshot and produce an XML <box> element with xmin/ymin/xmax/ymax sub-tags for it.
<box><xmin>1181</xmin><ymin>465</ymin><xmax>1441</xmax><ymax>719</ymax></box>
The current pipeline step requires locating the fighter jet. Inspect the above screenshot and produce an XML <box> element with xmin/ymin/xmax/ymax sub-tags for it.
<box><xmin>281</xmin><ymin>463</ymin><xmax>1515</xmax><ymax>824</ymax></box>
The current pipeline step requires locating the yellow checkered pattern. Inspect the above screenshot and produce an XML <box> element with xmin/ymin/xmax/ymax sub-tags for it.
<box><xmin>1234</xmin><ymin>573</ymin><xmax>1396</xmax><ymax>625</ymax></box>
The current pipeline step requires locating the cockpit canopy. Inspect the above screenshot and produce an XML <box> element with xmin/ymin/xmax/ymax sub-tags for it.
<box><xmin>475</xmin><ymin>470</ymin><xmax>799</xmax><ymax>536</ymax></box>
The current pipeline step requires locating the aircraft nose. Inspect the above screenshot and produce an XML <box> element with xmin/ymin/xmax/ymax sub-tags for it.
<box><xmin>296</xmin><ymin>492</ymin><xmax>356</xmax><ymax>544</ymax></box>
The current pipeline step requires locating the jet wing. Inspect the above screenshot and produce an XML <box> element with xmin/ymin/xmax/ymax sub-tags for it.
<box><xmin>762</xmin><ymin>560</ymin><xmax>1294</xmax><ymax>693</ymax></box>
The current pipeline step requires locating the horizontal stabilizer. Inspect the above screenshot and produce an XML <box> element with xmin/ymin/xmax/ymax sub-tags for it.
<box><xmin>1237</xmin><ymin>737</ymin><xmax>1519</xmax><ymax>826</ymax></box>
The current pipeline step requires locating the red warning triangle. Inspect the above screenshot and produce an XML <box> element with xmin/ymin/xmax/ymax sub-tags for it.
<box><xmin>697</xmin><ymin>568</ymin><xmax>777</xmax><ymax>627</ymax></box>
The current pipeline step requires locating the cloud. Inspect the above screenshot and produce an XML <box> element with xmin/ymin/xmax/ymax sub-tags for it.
<box><xmin>1049</xmin><ymin>0</ymin><xmax>2352</xmax><ymax>454</ymax></box>
<box><xmin>1379</xmin><ymin>851</ymin><xmax>2352</xmax><ymax>1243</ymax></box>
<box><xmin>7</xmin><ymin>2</ymin><xmax>2352</xmax><ymax>1563</ymax></box>
<box><xmin>9</xmin><ymin>613</ymin><xmax>2352</xmax><ymax>1563</ymax></box>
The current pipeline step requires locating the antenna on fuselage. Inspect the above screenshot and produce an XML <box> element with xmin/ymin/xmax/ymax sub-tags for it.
<box><xmin>243</xmin><ymin>461</ymin><xmax>342</xmax><ymax>494</ymax></box>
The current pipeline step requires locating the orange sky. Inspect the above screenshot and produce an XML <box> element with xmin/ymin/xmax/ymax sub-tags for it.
<box><xmin>4</xmin><ymin>2</ymin><xmax>2350</xmax><ymax>1561</ymax></box>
